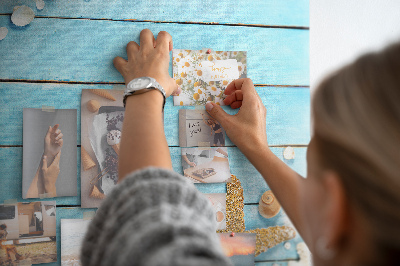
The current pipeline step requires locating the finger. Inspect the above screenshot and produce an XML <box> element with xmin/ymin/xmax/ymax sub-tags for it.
<box><xmin>224</xmin><ymin>78</ymin><xmax>255</xmax><ymax>96</ymax></box>
<box><xmin>55</xmin><ymin>133</ymin><xmax>63</xmax><ymax>141</ymax></box>
<box><xmin>230</xmin><ymin>101</ymin><xmax>243</xmax><ymax>109</ymax></box>
<box><xmin>223</xmin><ymin>90</ymin><xmax>243</xmax><ymax>106</ymax></box>
<box><xmin>113</xmin><ymin>56</ymin><xmax>128</xmax><ymax>73</ymax></box>
<box><xmin>155</xmin><ymin>31</ymin><xmax>173</xmax><ymax>53</ymax></box>
<box><xmin>140</xmin><ymin>29</ymin><xmax>155</xmax><ymax>52</ymax></box>
<box><xmin>125</xmin><ymin>41</ymin><xmax>139</xmax><ymax>56</ymax></box>
<box><xmin>51</xmin><ymin>124</ymin><xmax>59</xmax><ymax>133</ymax></box>
<box><xmin>205</xmin><ymin>102</ymin><xmax>231</xmax><ymax>128</ymax></box>
<box><xmin>54</xmin><ymin>129</ymin><xmax>61</xmax><ymax>135</ymax></box>
<box><xmin>171</xmin><ymin>85</ymin><xmax>182</xmax><ymax>96</ymax></box>
<box><xmin>42</xmin><ymin>156</ymin><xmax>47</xmax><ymax>171</ymax></box>
<box><xmin>45</xmin><ymin>126</ymin><xmax>52</xmax><ymax>138</ymax></box>
<box><xmin>56</xmin><ymin>139</ymin><xmax>64</xmax><ymax>147</ymax></box>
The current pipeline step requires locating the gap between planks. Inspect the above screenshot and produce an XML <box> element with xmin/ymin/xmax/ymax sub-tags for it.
<box><xmin>0</xmin><ymin>14</ymin><xmax>309</xmax><ymax>30</ymax></box>
<box><xmin>0</xmin><ymin>145</ymin><xmax>308</xmax><ymax>148</ymax></box>
<box><xmin>0</xmin><ymin>79</ymin><xmax>310</xmax><ymax>88</ymax></box>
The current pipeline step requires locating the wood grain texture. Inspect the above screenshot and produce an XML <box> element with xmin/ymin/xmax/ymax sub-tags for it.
<box><xmin>0</xmin><ymin>83</ymin><xmax>310</xmax><ymax>146</ymax></box>
<box><xmin>0</xmin><ymin>0</ymin><xmax>309</xmax><ymax>27</ymax></box>
<box><xmin>0</xmin><ymin>17</ymin><xmax>309</xmax><ymax>86</ymax></box>
<box><xmin>0</xmin><ymin>147</ymin><xmax>306</xmax><ymax>205</ymax></box>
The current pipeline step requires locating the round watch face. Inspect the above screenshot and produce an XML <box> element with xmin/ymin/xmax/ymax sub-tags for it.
<box><xmin>130</xmin><ymin>77</ymin><xmax>151</xmax><ymax>90</ymax></box>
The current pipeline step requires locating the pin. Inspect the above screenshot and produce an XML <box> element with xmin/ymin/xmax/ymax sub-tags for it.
<box><xmin>206</xmin><ymin>49</ymin><xmax>212</xmax><ymax>54</ymax></box>
<box><xmin>230</xmin><ymin>232</ymin><xmax>235</xmax><ymax>237</ymax></box>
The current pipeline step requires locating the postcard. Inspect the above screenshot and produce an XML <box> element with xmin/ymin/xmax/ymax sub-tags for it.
<box><xmin>23</xmin><ymin>108</ymin><xmax>77</xmax><ymax>198</ymax></box>
<box><xmin>81</xmin><ymin>89</ymin><xmax>124</xmax><ymax>208</ymax></box>
<box><xmin>0</xmin><ymin>201</ymin><xmax>57</xmax><ymax>265</ymax></box>
<box><xmin>182</xmin><ymin>147</ymin><xmax>231</xmax><ymax>183</ymax></box>
<box><xmin>205</xmin><ymin>193</ymin><xmax>227</xmax><ymax>230</ymax></box>
<box><xmin>179</xmin><ymin>110</ymin><xmax>226</xmax><ymax>147</ymax></box>
<box><xmin>173</xmin><ymin>49</ymin><xmax>247</xmax><ymax>106</ymax></box>
<box><xmin>219</xmin><ymin>233</ymin><xmax>256</xmax><ymax>266</ymax></box>
<box><xmin>61</xmin><ymin>219</ymin><xmax>92</xmax><ymax>266</ymax></box>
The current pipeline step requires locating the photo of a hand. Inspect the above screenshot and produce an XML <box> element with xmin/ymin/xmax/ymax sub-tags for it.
<box><xmin>44</xmin><ymin>124</ymin><xmax>63</xmax><ymax>165</ymax></box>
<box><xmin>41</xmin><ymin>152</ymin><xmax>61</xmax><ymax>197</ymax></box>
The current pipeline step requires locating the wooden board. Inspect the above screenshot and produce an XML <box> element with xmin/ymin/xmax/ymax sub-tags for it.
<box><xmin>0</xmin><ymin>17</ymin><xmax>309</xmax><ymax>86</ymax></box>
<box><xmin>0</xmin><ymin>0</ymin><xmax>309</xmax><ymax>27</ymax></box>
<box><xmin>0</xmin><ymin>83</ymin><xmax>310</xmax><ymax>146</ymax></box>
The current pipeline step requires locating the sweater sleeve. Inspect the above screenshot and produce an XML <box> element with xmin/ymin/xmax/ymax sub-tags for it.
<box><xmin>81</xmin><ymin>167</ymin><xmax>232</xmax><ymax>266</ymax></box>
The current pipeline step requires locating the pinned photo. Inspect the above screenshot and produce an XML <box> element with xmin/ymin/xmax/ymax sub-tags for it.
<box><xmin>23</xmin><ymin>108</ymin><xmax>77</xmax><ymax>198</ymax></box>
<box><xmin>0</xmin><ymin>201</ymin><xmax>57</xmax><ymax>265</ymax></box>
<box><xmin>61</xmin><ymin>219</ymin><xmax>92</xmax><ymax>266</ymax></box>
<box><xmin>172</xmin><ymin>49</ymin><xmax>247</xmax><ymax>106</ymax></box>
<box><xmin>219</xmin><ymin>233</ymin><xmax>256</xmax><ymax>266</ymax></box>
<box><xmin>205</xmin><ymin>193</ymin><xmax>227</xmax><ymax>230</ymax></box>
<box><xmin>81</xmin><ymin>89</ymin><xmax>124</xmax><ymax>208</ymax></box>
<box><xmin>179</xmin><ymin>110</ymin><xmax>226</xmax><ymax>147</ymax></box>
<box><xmin>182</xmin><ymin>147</ymin><xmax>231</xmax><ymax>183</ymax></box>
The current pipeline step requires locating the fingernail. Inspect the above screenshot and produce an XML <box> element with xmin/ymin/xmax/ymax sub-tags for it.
<box><xmin>206</xmin><ymin>102</ymin><xmax>214</xmax><ymax>111</ymax></box>
<box><xmin>177</xmin><ymin>86</ymin><xmax>182</xmax><ymax>94</ymax></box>
<box><xmin>43</xmin><ymin>156</ymin><xmax>47</xmax><ymax>159</ymax></box>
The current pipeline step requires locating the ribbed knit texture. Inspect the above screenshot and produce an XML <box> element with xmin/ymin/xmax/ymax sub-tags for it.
<box><xmin>81</xmin><ymin>167</ymin><xmax>232</xmax><ymax>266</ymax></box>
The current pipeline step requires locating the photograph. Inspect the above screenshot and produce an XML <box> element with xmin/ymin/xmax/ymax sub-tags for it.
<box><xmin>61</xmin><ymin>219</ymin><xmax>92</xmax><ymax>266</ymax></box>
<box><xmin>172</xmin><ymin>49</ymin><xmax>247</xmax><ymax>106</ymax></box>
<box><xmin>219</xmin><ymin>233</ymin><xmax>256</xmax><ymax>266</ymax></box>
<box><xmin>179</xmin><ymin>110</ymin><xmax>226</xmax><ymax>147</ymax></box>
<box><xmin>22</xmin><ymin>108</ymin><xmax>77</xmax><ymax>198</ymax></box>
<box><xmin>205</xmin><ymin>193</ymin><xmax>227</xmax><ymax>230</ymax></box>
<box><xmin>0</xmin><ymin>201</ymin><xmax>57</xmax><ymax>265</ymax></box>
<box><xmin>182</xmin><ymin>147</ymin><xmax>231</xmax><ymax>183</ymax></box>
<box><xmin>81</xmin><ymin>89</ymin><xmax>125</xmax><ymax>208</ymax></box>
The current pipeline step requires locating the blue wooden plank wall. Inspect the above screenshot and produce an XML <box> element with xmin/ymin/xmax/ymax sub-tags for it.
<box><xmin>0</xmin><ymin>0</ymin><xmax>309</xmax><ymax>265</ymax></box>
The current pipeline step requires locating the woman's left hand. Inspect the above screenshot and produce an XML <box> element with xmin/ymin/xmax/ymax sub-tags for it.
<box><xmin>41</xmin><ymin>152</ymin><xmax>61</xmax><ymax>197</ymax></box>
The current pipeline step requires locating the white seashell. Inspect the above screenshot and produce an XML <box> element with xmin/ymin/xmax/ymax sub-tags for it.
<box><xmin>36</xmin><ymin>0</ymin><xmax>45</xmax><ymax>10</ymax></box>
<box><xmin>13</xmin><ymin>6</ymin><xmax>21</xmax><ymax>13</ymax></box>
<box><xmin>284</xmin><ymin>242</ymin><xmax>291</xmax><ymax>250</ymax></box>
<box><xmin>0</xmin><ymin>27</ymin><xmax>8</xmax><ymax>41</ymax></box>
<box><xmin>283</xmin><ymin>146</ymin><xmax>295</xmax><ymax>160</ymax></box>
<box><xmin>11</xmin><ymin>5</ymin><xmax>35</xmax><ymax>27</ymax></box>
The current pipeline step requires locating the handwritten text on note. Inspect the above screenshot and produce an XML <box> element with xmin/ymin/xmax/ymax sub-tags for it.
<box><xmin>198</xmin><ymin>59</ymin><xmax>239</xmax><ymax>82</ymax></box>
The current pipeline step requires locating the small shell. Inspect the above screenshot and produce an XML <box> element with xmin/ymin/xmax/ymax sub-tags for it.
<box><xmin>283</xmin><ymin>146</ymin><xmax>295</xmax><ymax>160</ymax></box>
<box><xmin>81</xmin><ymin>146</ymin><xmax>96</xmax><ymax>171</ymax></box>
<box><xmin>284</xmin><ymin>242</ymin><xmax>291</xmax><ymax>250</ymax></box>
<box><xmin>11</xmin><ymin>5</ymin><xmax>35</xmax><ymax>27</ymax></box>
<box><xmin>0</xmin><ymin>27</ymin><xmax>8</xmax><ymax>41</ymax></box>
<box><xmin>89</xmin><ymin>89</ymin><xmax>116</xmax><ymax>101</ymax></box>
<box><xmin>86</xmin><ymin>99</ymin><xmax>101</xmax><ymax>113</ymax></box>
<box><xmin>258</xmin><ymin>190</ymin><xmax>281</xmax><ymax>218</ymax></box>
<box><xmin>90</xmin><ymin>185</ymin><xmax>105</xmax><ymax>199</ymax></box>
<box><xmin>36</xmin><ymin>0</ymin><xmax>45</xmax><ymax>10</ymax></box>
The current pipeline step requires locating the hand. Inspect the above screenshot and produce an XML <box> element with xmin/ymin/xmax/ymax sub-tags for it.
<box><xmin>205</xmin><ymin>78</ymin><xmax>268</xmax><ymax>155</ymax></box>
<box><xmin>113</xmin><ymin>29</ymin><xmax>180</xmax><ymax>97</ymax></box>
<box><xmin>44</xmin><ymin>124</ymin><xmax>63</xmax><ymax>164</ymax></box>
<box><xmin>41</xmin><ymin>152</ymin><xmax>61</xmax><ymax>197</ymax></box>
<box><xmin>189</xmin><ymin>162</ymin><xmax>197</xmax><ymax>167</ymax></box>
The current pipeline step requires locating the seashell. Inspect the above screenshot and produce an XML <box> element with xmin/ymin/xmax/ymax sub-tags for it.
<box><xmin>81</xmin><ymin>146</ymin><xmax>96</xmax><ymax>171</ymax></box>
<box><xmin>11</xmin><ymin>5</ymin><xmax>35</xmax><ymax>27</ymax></box>
<box><xmin>258</xmin><ymin>190</ymin><xmax>281</xmax><ymax>218</ymax></box>
<box><xmin>0</xmin><ymin>27</ymin><xmax>8</xmax><ymax>41</ymax></box>
<box><xmin>283</xmin><ymin>146</ymin><xmax>295</xmax><ymax>160</ymax></box>
<box><xmin>36</xmin><ymin>0</ymin><xmax>45</xmax><ymax>10</ymax></box>
<box><xmin>89</xmin><ymin>89</ymin><xmax>116</xmax><ymax>101</ymax></box>
<box><xmin>90</xmin><ymin>185</ymin><xmax>105</xmax><ymax>199</ymax></box>
<box><xmin>86</xmin><ymin>99</ymin><xmax>100</xmax><ymax>113</ymax></box>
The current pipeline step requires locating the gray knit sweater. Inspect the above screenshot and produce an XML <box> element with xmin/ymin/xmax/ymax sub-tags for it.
<box><xmin>81</xmin><ymin>167</ymin><xmax>232</xmax><ymax>266</ymax></box>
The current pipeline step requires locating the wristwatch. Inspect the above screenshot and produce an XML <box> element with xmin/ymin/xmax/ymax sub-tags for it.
<box><xmin>123</xmin><ymin>77</ymin><xmax>166</xmax><ymax>110</ymax></box>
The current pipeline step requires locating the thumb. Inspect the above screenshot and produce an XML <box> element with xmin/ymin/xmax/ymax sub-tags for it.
<box><xmin>205</xmin><ymin>102</ymin><xmax>231</xmax><ymax>128</ymax></box>
<box><xmin>52</xmin><ymin>152</ymin><xmax>61</xmax><ymax>166</ymax></box>
<box><xmin>42</xmin><ymin>156</ymin><xmax>48</xmax><ymax>171</ymax></box>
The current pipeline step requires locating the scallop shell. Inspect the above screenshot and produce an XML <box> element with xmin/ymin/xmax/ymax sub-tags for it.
<box><xmin>11</xmin><ymin>5</ymin><xmax>35</xmax><ymax>27</ymax></box>
<box><xmin>0</xmin><ymin>27</ymin><xmax>8</xmax><ymax>41</ymax></box>
<box><xmin>89</xmin><ymin>89</ymin><xmax>116</xmax><ymax>101</ymax></box>
<box><xmin>86</xmin><ymin>99</ymin><xmax>101</xmax><ymax>113</ymax></box>
<box><xmin>283</xmin><ymin>146</ymin><xmax>295</xmax><ymax>160</ymax></box>
<box><xmin>81</xmin><ymin>146</ymin><xmax>96</xmax><ymax>171</ymax></box>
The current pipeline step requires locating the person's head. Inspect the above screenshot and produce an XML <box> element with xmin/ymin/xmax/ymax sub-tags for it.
<box><xmin>302</xmin><ymin>42</ymin><xmax>400</xmax><ymax>265</ymax></box>
<box><xmin>0</xmin><ymin>224</ymin><xmax>7</xmax><ymax>230</ymax></box>
<box><xmin>208</xmin><ymin>119</ymin><xmax>215</xmax><ymax>125</ymax></box>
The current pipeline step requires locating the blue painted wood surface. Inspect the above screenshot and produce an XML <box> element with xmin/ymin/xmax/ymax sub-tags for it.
<box><xmin>0</xmin><ymin>83</ymin><xmax>310</xmax><ymax>146</ymax></box>
<box><xmin>0</xmin><ymin>0</ymin><xmax>309</xmax><ymax>263</ymax></box>
<box><xmin>0</xmin><ymin>0</ymin><xmax>309</xmax><ymax>27</ymax></box>
<box><xmin>0</xmin><ymin>17</ymin><xmax>309</xmax><ymax>86</ymax></box>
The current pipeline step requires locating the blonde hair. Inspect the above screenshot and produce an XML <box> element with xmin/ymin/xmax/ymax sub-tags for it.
<box><xmin>312</xmin><ymin>42</ymin><xmax>400</xmax><ymax>262</ymax></box>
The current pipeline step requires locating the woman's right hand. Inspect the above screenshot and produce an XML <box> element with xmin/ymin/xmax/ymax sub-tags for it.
<box><xmin>205</xmin><ymin>78</ymin><xmax>268</xmax><ymax>155</ymax></box>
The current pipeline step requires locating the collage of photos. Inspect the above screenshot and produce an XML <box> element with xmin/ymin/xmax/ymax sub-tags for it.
<box><xmin>179</xmin><ymin>110</ymin><xmax>226</xmax><ymax>148</ymax></box>
<box><xmin>61</xmin><ymin>219</ymin><xmax>92</xmax><ymax>265</ymax></box>
<box><xmin>0</xmin><ymin>202</ymin><xmax>57</xmax><ymax>265</ymax></box>
<box><xmin>172</xmin><ymin>49</ymin><xmax>247</xmax><ymax>106</ymax></box>
<box><xmin>81</xmin><ymin>89</ymin><xmax>125</xmax><ymax>208</ymax></box>
<box><xmin>182</xmin><ymin>147</ymin><xmax>231</xmax><ymax>183</ymax></box>
<box><xmin>22</xmin><ymin>109</ymin><xmax>77</xmax><ymax>199</ymax></box>
<box><xmin>205</xmin><ymin>193</ymin><xmax>227</xmax><ymax>230</ymax></box>
<box><xmin>219</xmin><ymin>233</ymin><xmax>256</xmax><ymax>266</ymax></box>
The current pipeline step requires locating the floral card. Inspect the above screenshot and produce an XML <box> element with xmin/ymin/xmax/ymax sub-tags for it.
<box><xmin>173</xmin><ymin>49</ymin><xmax>247</xmax><ymax>106</ymax></box>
